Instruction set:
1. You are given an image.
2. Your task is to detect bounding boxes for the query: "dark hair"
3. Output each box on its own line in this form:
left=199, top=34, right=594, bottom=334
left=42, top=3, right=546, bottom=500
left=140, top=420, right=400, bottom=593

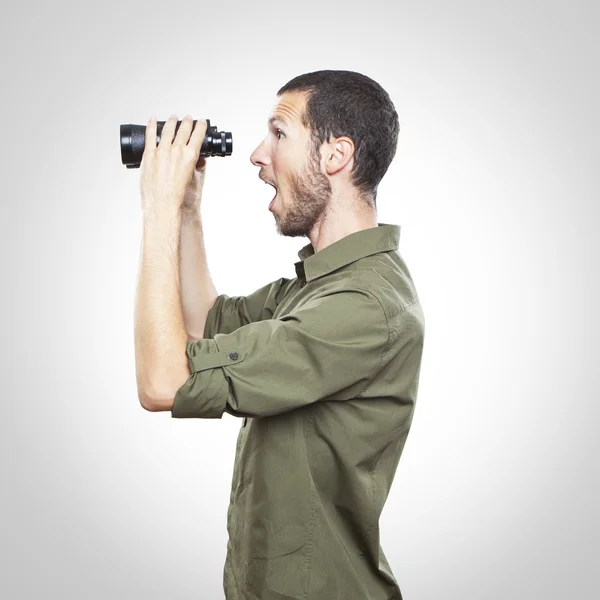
left=277, top=70, right=400, bottom=207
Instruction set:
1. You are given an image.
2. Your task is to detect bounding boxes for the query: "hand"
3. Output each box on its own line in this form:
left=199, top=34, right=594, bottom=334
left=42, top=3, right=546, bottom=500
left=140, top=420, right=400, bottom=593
left=181, top=153, right=207, bottom=216
left=139, top=115, right=208, bottom=218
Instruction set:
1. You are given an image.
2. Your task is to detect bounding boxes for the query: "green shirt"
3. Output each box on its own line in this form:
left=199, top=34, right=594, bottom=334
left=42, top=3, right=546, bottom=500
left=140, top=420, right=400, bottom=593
left=172, top=222, right=425, bottom=600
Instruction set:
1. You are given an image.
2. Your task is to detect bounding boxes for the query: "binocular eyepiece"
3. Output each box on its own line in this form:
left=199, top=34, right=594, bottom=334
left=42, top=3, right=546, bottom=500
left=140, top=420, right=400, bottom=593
left=120, top=119, right=233, bottom=168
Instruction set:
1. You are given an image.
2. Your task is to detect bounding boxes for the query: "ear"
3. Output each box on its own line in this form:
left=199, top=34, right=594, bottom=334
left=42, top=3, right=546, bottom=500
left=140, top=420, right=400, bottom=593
left=324, top=137, right=355, bottom=177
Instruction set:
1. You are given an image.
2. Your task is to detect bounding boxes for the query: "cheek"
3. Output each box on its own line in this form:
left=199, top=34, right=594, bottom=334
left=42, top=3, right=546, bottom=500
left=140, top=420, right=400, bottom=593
left=271, top=157, right=288, bottom=187
left=272, top=151, right=283, bottom=171
left=272, top=144, right=295, bottom=172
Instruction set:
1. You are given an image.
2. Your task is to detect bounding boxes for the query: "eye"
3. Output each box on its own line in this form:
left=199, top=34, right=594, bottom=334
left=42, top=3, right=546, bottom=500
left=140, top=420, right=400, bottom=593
left=276, top=129, right=285, bottom=140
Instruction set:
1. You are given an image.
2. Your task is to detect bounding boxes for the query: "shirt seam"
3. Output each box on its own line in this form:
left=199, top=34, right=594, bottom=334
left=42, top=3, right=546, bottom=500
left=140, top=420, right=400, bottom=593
left=368, top=438, right=395, bottom=558
left=357, top=293, right=421, bottom=399
left=302, top=410, right=318, bottom=599
left=346, top=285, right=388, bottom=398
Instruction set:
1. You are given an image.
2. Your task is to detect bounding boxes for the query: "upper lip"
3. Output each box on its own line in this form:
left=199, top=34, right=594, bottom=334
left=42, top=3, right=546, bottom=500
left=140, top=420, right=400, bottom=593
left=260, top=174, right=277, bottom=188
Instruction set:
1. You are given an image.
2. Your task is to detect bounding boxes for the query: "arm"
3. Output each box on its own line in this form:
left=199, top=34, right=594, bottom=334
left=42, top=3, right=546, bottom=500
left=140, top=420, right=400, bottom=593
left=166, top=290, right=425, bottom=420
left=180, top=209, right=218, bottom=340
left=134, top=209, right=191, bottom=411
left=134, top=114, right=212, bottom=410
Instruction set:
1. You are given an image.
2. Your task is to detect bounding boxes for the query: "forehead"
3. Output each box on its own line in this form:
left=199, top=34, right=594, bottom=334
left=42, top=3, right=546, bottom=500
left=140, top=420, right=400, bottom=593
left=268, top=92, right=307, bottom=128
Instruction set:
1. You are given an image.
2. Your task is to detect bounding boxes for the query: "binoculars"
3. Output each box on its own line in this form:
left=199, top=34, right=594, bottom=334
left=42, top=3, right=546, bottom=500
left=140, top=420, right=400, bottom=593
left=120, top=119, right=233, bottom=168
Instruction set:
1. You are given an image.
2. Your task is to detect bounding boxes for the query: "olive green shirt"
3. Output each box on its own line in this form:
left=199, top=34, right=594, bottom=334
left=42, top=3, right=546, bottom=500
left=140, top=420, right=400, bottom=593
left=172, top=222, right=425, bottom=600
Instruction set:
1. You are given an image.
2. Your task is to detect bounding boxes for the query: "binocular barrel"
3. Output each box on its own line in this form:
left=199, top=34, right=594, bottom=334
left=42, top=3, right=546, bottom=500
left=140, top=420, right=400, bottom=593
left=120, top=119, right=233, bottom=168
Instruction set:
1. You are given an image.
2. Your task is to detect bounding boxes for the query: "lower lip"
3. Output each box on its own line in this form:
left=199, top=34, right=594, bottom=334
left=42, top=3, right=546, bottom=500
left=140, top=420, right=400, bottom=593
left=269, top=193, right=277, bottom=211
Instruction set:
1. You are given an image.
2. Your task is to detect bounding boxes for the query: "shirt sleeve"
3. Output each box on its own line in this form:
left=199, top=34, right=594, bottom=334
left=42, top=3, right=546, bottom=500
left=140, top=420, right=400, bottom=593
left=202, top=276, right=293, bottom=339
left=172, top=285, right=392, bottom=420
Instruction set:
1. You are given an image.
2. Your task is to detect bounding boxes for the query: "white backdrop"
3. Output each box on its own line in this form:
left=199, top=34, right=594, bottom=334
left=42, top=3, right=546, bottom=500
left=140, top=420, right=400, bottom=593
left=1, top=1, right=598, bottom=598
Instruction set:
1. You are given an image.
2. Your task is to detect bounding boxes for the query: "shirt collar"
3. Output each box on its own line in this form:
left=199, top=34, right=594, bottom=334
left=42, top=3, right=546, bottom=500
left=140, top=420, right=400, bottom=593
left=294, top=222, right=401, bottom=283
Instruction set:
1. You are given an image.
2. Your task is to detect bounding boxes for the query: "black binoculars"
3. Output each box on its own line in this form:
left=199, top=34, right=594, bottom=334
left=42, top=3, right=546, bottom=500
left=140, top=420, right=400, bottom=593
left=120, top=119, right=233, bottom=168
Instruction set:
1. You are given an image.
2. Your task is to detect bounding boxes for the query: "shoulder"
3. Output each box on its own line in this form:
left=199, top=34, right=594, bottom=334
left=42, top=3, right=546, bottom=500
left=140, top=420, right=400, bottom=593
left=336, top=267, right=420, bottom=319
left=337, top=256, right=426, bottom=339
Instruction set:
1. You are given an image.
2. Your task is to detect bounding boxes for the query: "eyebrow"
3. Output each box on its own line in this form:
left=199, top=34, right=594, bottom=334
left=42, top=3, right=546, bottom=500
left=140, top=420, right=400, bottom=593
left=268, top=116, right=289, bottom=128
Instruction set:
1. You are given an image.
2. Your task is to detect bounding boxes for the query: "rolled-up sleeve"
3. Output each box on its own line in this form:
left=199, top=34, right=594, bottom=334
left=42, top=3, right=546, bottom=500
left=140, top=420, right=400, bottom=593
left=203, top=276, right=292, bottom=339
left=172, top=286, right=390, bottom=419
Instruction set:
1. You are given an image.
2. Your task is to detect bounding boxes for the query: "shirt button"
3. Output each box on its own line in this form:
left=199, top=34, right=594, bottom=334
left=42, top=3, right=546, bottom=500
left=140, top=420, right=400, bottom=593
left=229, top=351, right=239, bottom=360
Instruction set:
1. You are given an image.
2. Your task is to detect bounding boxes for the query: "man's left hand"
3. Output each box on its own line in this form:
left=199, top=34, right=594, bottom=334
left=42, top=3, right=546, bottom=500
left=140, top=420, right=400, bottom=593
left=139, top=115, right=208, bottom=218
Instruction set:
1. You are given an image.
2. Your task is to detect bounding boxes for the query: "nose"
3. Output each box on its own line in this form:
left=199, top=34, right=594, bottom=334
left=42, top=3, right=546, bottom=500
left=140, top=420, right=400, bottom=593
left=250, top=138, right=271, bottom=168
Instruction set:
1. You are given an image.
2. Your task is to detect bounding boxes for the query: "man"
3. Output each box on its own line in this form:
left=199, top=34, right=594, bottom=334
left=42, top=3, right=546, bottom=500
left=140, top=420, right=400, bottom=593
left=134, top=70, right=425, bottom=600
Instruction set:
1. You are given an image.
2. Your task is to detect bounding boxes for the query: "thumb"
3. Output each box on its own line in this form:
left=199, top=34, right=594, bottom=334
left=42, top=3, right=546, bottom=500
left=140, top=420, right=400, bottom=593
left=195, top=155, right=207, bottom=172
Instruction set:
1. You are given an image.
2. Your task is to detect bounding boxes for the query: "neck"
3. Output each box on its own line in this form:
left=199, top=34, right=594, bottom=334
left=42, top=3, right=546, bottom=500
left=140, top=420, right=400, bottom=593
left=308, top=204, right=378, bottom=253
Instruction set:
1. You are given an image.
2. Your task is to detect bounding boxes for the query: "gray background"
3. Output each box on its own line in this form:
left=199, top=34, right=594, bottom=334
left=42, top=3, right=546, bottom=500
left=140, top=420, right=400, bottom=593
left=1, top=0, right=598, bottom=598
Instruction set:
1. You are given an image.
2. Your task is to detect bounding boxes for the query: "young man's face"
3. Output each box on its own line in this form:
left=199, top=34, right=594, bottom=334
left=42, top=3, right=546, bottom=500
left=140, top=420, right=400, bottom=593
left=250, top=91, right=332, bottom=238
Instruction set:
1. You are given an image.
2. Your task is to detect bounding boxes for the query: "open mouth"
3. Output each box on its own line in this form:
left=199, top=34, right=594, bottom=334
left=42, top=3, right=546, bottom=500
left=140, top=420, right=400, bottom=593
left=263, top=178, right=278, bottom=210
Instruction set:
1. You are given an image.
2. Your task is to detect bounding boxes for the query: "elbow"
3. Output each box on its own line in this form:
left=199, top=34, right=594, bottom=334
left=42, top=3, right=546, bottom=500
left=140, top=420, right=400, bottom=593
left=136, top=370, right=184, bottom=412
left=138, top=390, right=156, bottom=412
left=137, top=383, right=162, bottom=412
left=138, top=389, right=173, bottom=412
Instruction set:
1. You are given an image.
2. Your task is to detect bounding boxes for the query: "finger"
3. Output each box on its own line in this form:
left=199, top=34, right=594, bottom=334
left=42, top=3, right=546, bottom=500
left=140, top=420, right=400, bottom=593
left=189, top=118, right=208, bottom=155
left=158, top=114, right=179, bottom=148
left=144, top=115, right=157, bottom=154
left=174, top=115, right=194, bottom=147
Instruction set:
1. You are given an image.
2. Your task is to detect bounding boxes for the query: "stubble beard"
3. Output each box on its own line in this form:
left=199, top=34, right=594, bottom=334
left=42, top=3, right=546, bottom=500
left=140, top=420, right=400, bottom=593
left=275, top=148, right=332, bottom=238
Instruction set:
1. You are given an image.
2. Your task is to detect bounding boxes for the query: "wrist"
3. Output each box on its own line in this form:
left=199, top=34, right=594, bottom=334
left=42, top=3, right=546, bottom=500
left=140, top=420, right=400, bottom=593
left=181, top=206, right=202, bottom=225
left=142, top=205, right=182, bottom=231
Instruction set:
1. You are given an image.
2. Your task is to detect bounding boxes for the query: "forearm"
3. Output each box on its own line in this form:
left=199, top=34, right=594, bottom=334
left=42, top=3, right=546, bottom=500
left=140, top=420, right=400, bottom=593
left=134, top=209, right=190, bottom=406
left=180, top=209, right=218, bottom=339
